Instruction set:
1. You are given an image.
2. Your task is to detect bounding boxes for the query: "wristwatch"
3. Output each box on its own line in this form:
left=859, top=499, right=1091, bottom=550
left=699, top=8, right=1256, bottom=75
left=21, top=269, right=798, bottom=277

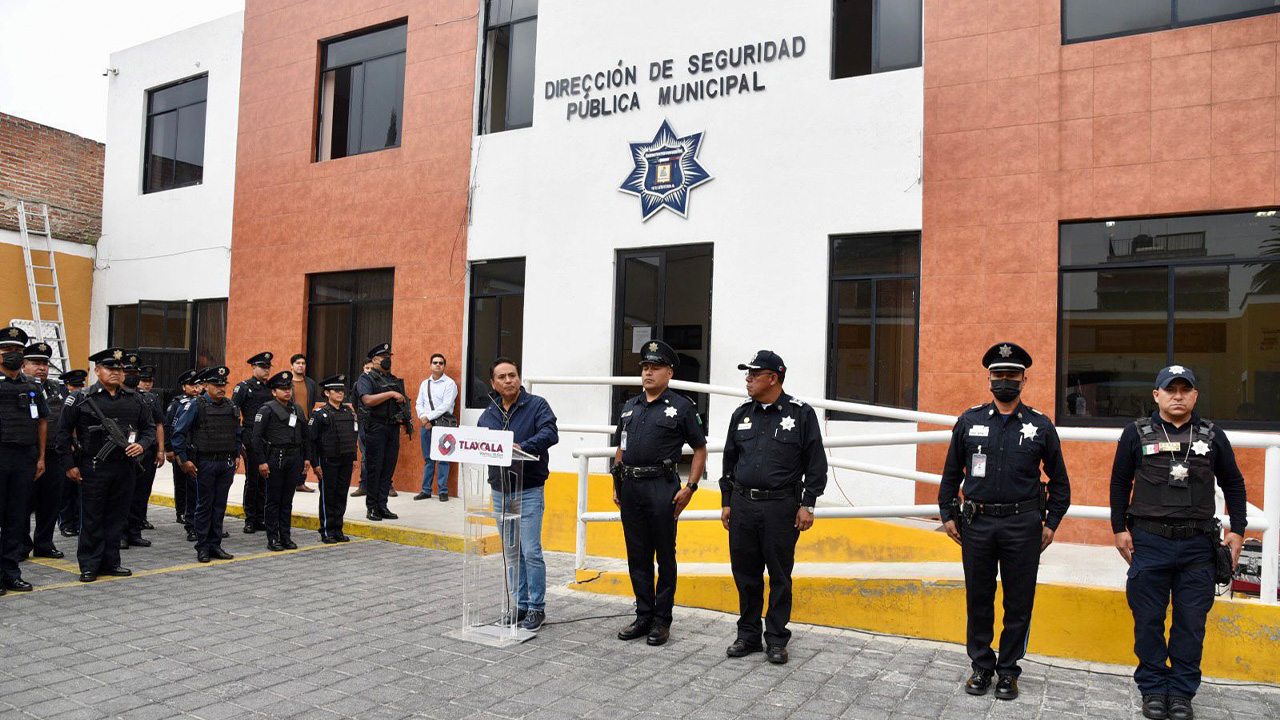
left=685, top=482, right=699, bottom=492
left=802, top=505, right=815, bottom=513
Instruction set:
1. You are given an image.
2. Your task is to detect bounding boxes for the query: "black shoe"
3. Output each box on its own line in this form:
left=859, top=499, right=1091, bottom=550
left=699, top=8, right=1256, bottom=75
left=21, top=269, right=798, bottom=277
left=221, top=530, right=230, bottom=538
left=127, top=537, right=152, bottom=548
left=175, top=514, right=185, bottom=524
left=209, top=547, right=234, bottom=560
left=243, top=523, right=257, bottom=534
left=197, top=550, right=210, bottom=563
left=253, top=521, right=267, bottom=531
left=1167, top=697, right=1194, bottom=720
left=766, top=646, right=788, bottom=664
left=102, top=567, right=131, bottom=577
left=519, top=610, right=545, bottom=631
left=414, top=492, right=430, bottom=500
left=1142, top=694, right=1170, bottom=720
left=186, top=529, right=198, bottom=542
left=965, top=669, right=994, bottom=696
left=726, top=639, right=764, bottom=658
left=994, top=675, right=1019, bottom=701
left=142, top=520, right=154, bottom=530
left=268, top=538, right=284, bottom=552
left=366, top=510, right=382, bottom=521
left=379, top=508, right=399, bottom=520
left=282, top=538, right=297, bottom=550
left=335, top=534, right=351, bottom=542
left=321, top=535, right=338, bottom=544
left=119, top=538, right=129, bottom=549
left=2, top=578, right=33, bottom=592
left=617, top=620, right=653, bottom=641
left=646, top=625, right=670, bottom=646
left=60, top=526, right=78, bottom=537
left=439, top=494, right=449, bottom=502
left=79, top=572, right=97, bottom=583
left=33, top=547, right=64, bottom=559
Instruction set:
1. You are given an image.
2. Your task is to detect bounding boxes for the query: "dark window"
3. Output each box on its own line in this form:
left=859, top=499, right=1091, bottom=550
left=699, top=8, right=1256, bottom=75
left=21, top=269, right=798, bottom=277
left=317, top=21, right=406, bottom=161
left=467, top=259, right=525, bottom=408
left=1063, top=0, right=1280, bottom=44
left=612, top=245, right=714, bottom=423
left=143, top=75, right=207, bottom=193
left=480, top=0, right=538, bottom=133
left=306, top=270, right=394, bottom=384
left=827, top=233, right=920, bottom=418
left=832, top=0, right=922, bottom=79
left=107, top=298, right=226, bottom=398
left=1060, top=211, right=1280, bottom=427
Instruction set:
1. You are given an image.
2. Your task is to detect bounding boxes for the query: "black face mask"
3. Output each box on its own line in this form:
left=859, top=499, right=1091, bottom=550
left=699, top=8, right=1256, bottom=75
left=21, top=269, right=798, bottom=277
left=123, top=375, right=140, bottom=388
left=0, top=352, right=22, bottom=371
left=990, top=378, right=1022, bottom=403
left=379, top=357, right=392, bottom=372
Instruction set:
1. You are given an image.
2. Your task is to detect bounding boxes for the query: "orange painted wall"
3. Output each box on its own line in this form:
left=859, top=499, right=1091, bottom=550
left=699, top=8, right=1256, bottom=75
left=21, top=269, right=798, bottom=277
left=920, top=1, right=1276, bottom=543
left=228, top=0, right=476, bottom=489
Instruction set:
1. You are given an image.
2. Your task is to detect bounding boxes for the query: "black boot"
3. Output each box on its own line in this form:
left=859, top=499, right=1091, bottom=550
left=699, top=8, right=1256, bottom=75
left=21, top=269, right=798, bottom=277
left=267, top=534, right=284, bottom=552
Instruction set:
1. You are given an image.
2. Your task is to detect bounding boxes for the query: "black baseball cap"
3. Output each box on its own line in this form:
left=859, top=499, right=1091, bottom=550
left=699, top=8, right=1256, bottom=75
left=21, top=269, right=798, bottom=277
left=1156, top=365, right=1197, bottom=389
left=738, top=350, right=786, bottom=375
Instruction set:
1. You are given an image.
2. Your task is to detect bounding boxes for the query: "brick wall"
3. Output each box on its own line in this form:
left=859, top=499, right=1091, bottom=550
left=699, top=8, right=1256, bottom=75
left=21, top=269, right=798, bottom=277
left=0, top=112, right=105, bottom=244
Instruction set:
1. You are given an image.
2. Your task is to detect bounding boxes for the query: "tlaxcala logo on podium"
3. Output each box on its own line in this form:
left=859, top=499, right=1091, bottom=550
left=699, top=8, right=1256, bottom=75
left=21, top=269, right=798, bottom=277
left=431, top=425, right=514, bottom=467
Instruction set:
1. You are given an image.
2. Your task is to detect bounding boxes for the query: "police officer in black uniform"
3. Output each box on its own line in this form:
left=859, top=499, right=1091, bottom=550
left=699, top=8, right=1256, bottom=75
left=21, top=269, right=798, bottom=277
left=253, top=370, right=308, bottom=551
left=611, top=340, right=708, bottom=646
left=166, top=368, right=202, bottom=537
left=355, top=343, right=408, bottom=522
left=172, top=366, right=242, bottom=563
left=124, top=364, right=165, bottom=548
left=0, top=327, right=49, bottom=593
left=721, top=350, right=826, bottom=665
left=1111, top=365, right=1247, bottom=720
left=308, top=374, right=357, bottom=543
left=232, top=351, right=273, bottom=533
left=21, top=341, right=65, bottom=561
left=938, top=342, right=1071, bottom=701
left=56, top=347, right=155, bottom=583
left=57, top=368, right=87, bottom=537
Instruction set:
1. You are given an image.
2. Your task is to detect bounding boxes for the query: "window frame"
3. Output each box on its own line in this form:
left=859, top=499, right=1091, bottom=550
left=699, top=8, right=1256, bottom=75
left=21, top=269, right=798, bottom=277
left=830, top=0, right=924, bottom=80
left=478, top=1, right=538, bottom=134
left=1057, top=212, right=1280, bottom=431
left=305, top=269, right=395, bottom=385
left=1061, top=1, right=1280, bottom=45
left=142, top=73, right=208, bottom=194
left=314, top=19, right=408, bottom=162
left=107, top=297, right=227, bottom=396
left=825, top=232, right=922, bottom=421
left=466, top=258, right=526, bottom=408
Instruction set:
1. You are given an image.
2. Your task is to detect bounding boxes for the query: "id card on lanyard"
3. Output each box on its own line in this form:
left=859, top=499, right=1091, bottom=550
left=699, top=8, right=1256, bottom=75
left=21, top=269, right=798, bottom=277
left=28, top=391, right=38, bottom=419
left=971, top=445, right=987, bottom=478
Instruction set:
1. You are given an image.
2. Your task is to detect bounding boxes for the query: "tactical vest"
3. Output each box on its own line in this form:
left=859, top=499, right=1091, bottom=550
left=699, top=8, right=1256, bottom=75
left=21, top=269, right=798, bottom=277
left=238, top=379, right=272, bottom=429
left=363, top=371, right=399, bottom=423
left=192, top=397, right=238, bottom=456
left=1130, top=417, right=1216, bottom=521
left=80, top=389, right=141, bottom=459
left=41, top=380, right=66, bottom=430
left=0, top=375, right=41, bottom=445
left=318, top=405, right=359, bottom=458
left=263, top=401, right=304, bottom=447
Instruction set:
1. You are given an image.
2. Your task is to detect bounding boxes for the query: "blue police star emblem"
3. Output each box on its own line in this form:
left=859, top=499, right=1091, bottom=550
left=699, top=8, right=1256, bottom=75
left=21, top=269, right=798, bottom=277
left=619, top=119, right=712, bottom=221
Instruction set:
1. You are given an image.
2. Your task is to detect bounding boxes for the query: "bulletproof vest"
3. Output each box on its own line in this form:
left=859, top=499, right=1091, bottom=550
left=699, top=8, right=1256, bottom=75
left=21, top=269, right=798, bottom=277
left=80, top=389, right=141, bottom=459
left=1130, top=418, right=1217, bottom=521
left=238, top=379, right=272, bottom=428
left=40, top=380, right=66, bottom=430
left=319, top=405, right=359, bottom=457
left=364, top=371, right=400, bottom=423
left=263, top=401, right=304, bottom=447
left=192, top=397, right=238, bottom=455
left=0, top=375, right=41, bottom=445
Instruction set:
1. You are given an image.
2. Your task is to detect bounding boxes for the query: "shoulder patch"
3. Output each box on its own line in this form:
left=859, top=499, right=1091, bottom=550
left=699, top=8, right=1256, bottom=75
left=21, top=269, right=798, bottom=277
left=63, top=394, right=76, bottom=406
left=1028, top=406, right=1044, bottom=416
left=255, top=410, right=266, bottom=423
left=789, top=397, right=806, bottom=406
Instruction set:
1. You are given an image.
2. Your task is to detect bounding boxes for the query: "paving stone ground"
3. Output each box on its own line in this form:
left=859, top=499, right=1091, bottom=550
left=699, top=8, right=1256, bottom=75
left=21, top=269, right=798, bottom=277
left=1, top=506, right=1277, bottom=719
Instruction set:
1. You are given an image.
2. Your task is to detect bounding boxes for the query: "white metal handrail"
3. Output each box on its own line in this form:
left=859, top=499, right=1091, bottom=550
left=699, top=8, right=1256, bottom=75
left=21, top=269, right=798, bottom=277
left=527, top=376, right=1280, bottom=605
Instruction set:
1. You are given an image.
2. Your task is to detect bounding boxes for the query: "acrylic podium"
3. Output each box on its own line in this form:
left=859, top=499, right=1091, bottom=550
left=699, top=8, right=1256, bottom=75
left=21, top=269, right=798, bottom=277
left=430, top=425, right=538, bottom=647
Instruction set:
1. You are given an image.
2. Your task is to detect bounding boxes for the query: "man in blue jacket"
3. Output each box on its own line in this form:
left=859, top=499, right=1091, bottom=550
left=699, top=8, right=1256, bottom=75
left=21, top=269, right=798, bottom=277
left=477, top=357, right=558, bottom=632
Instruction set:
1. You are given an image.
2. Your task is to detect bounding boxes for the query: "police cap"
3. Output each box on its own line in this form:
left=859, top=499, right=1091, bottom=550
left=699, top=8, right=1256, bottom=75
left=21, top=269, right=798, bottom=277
left=0, top=326, right=29, bottom=349
left=320, top=374, right=347, bottom=390
left=738, top=349, right=786, bottom=376
left=639, top=339, right=679, bottom=368
left=88, top=348, right=127, bottom=368
left=22, top=342, right=52, bottom=360
left=200, top=366, right=231, bottom=385
left=366, top=342, right=391, bottom=359
left=982, top=342, right=1032, bottom=371
left=61, top=369, right=88, bottom=386
left=247, top=351, right=273, bottom=368
left=267, top=370, right=294, bottom=389
left=139, top=365, right=156, bottom=380
left=1156, top=364, right=1197, bottom=390
left=177, top=368, right=201, bottom=386
left=123, top=351, right=141, bottom=371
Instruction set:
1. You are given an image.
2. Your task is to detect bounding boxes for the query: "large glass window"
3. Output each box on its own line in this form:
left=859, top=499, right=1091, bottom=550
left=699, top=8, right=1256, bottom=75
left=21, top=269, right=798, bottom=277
left=828, top=233, right=920, bottom=418
left=107, top=298, right=226, bottom=398
left=317, top=21, right=406, bottom=161
left=467, top=259, right=525, bottom=408
left=1060, top=211, right=1280, bottom=427
left=306, top=270, right=394, bottom=385
left=832, top=0, right=922, bottom=79
left=1063, top=1, right=1280, bottom=44
left=144, top=75, right=207, bottom=193
left=480, top=0, right=538, bottom=133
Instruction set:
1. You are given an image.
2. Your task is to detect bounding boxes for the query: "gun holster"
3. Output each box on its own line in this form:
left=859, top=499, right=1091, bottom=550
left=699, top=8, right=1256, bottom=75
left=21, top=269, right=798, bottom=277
left=610, top=462, right=623, bottom=499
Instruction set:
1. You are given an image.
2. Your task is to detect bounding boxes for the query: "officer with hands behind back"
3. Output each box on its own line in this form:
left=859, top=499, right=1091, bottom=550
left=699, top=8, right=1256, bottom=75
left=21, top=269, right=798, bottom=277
left=1110, top=365, right=1247, bottom=720
left=232, top=352, right=274, bottom=534
left=611, top=340, right=707, bottom=647
left=171, top=366, right=241, bottom=563
left=20, top=341, right=64, bottom=562
left=252, top=370, right=308, bottom=552
left=0, top=327, right=48, bottom=593
left=307, top=374, right=357, bottom=544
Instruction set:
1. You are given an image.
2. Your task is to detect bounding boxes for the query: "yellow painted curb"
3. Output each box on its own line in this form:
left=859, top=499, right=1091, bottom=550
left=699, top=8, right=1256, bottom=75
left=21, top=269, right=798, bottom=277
left=570, top=569, right=1280, bottom=684
left=148, top=493, right=502, bottom=555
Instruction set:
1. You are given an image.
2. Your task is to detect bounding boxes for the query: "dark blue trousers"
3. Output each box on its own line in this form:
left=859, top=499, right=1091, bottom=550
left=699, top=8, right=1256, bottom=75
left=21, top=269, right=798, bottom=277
left=1126, top=526, right=1217, bottom=699
left=362, top=423, right=399, bottom=512
left=0, top=444, right=37, bottom=582
left=193, top=458, right=235, bottom=552
left=77, top=459, right=134, bottom=574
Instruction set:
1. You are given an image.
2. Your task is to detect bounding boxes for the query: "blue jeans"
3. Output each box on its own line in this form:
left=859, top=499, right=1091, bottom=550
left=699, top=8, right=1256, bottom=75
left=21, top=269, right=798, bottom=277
left=492, top=486, right=546, bottom=612
left=419, top=426, right=451, bottom=495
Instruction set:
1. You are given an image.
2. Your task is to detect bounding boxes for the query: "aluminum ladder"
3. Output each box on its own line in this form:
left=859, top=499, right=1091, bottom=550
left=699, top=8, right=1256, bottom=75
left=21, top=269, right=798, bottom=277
left=15, top=201, right=69, bottom=373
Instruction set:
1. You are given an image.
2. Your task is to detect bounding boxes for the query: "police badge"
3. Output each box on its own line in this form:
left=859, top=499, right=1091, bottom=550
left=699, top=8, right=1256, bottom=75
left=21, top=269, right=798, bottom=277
left=619, top=119, right=713, bottom=221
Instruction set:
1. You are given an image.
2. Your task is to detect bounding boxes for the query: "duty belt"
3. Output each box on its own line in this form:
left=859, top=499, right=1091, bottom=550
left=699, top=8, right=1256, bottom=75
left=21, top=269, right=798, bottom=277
left=1132, top=517, right=1218, bottom=540
left=268, top=445, right=301, bottom=457
left=968, top=498, right=1040, bottom=518
left=195, top=452, right=237, bottom=462
left=733, top=484, right=798, bottom=501
left=622, top=464, right=673, bottom=480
